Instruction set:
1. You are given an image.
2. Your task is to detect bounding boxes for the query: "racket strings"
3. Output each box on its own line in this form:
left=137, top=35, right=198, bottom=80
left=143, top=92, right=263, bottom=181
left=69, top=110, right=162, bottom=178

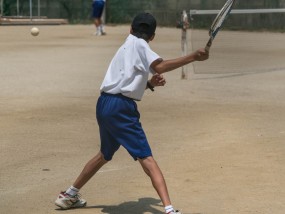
left=209, top=0, right=235, bottom=35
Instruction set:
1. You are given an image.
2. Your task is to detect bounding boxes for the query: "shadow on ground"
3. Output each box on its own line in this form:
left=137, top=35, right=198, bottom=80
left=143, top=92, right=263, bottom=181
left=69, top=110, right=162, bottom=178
left=55, top=197, right=202, bottom=214
left=86, top=197, right=164, bottom=214
left=85, top=197, right=200, bottom=214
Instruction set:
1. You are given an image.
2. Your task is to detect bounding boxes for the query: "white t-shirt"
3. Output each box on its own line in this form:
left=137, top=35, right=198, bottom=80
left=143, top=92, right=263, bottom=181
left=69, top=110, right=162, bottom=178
left=100, top=34, right=161, bottom=101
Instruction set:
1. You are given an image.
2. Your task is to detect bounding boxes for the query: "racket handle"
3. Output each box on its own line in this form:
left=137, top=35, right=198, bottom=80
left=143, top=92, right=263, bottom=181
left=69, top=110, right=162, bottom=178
left=205, top=38, right=212, bottom=52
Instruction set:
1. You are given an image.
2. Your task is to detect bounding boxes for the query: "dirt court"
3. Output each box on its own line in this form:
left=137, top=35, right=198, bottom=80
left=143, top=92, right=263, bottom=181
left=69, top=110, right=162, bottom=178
left=0, top=25, right=285, bottom=214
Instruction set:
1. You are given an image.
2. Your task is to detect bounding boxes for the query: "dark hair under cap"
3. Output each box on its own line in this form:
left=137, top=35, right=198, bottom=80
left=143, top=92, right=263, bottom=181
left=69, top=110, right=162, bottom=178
left=131, top=12, right=157, bottom=39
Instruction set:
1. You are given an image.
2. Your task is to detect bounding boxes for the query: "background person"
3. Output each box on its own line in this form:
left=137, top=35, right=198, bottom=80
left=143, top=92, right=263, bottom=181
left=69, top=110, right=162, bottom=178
left=92, top=0, right=106, bottom=36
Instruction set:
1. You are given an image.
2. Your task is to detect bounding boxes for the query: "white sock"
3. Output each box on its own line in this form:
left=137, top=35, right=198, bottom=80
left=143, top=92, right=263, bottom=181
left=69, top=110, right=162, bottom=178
left=66, top=186, right=79, bottom=197
left=165, top=205, right=174, bottom=213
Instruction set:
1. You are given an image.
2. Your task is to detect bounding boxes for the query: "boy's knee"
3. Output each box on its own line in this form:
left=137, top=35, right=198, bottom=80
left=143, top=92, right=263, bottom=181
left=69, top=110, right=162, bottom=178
left=98, top=152, right=109, bottom=164
left=139, top=156, right=159, bottom=174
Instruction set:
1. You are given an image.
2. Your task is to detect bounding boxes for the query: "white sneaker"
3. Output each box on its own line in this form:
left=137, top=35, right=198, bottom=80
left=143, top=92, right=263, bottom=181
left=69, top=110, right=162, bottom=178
left=92, top=31, right=106, bottom=36
left=55, top=191, right=86, bottom=209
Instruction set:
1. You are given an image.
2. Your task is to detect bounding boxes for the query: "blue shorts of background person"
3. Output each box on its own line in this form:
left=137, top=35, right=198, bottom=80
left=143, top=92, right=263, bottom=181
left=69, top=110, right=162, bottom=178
left=92, top=0, right=105, bottom=19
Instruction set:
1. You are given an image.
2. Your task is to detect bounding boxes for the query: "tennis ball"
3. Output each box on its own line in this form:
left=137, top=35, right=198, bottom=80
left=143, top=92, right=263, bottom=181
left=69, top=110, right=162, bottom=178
left=31, top=27, right=40, bottom=36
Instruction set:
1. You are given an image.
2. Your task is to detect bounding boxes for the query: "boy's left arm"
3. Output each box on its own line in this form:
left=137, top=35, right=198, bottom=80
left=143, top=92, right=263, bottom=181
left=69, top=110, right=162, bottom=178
left=151, top=48, right=209, bottom=74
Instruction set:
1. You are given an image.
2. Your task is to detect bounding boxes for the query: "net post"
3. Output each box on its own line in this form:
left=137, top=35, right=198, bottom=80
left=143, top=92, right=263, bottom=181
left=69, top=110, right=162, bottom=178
left=181, top=10, right=189, bottom=79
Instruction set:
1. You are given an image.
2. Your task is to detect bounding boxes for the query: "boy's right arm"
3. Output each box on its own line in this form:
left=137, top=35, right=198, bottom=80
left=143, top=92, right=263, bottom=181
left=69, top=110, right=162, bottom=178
left=151, top=48, right=209, bottom=74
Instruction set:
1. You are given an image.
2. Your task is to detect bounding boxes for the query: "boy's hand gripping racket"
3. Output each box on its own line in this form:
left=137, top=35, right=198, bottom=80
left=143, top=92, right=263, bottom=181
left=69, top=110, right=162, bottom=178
left=205, top=0, right=236, bottom=52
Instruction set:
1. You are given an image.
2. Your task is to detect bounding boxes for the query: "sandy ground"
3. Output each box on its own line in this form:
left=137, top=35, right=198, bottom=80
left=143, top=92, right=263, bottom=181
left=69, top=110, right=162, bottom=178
left=0, top=25, right=285, bottom=214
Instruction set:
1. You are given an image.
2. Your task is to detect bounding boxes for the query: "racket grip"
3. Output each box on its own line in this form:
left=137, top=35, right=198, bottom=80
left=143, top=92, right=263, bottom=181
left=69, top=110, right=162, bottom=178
left=205, top=38, right=212, bottom=52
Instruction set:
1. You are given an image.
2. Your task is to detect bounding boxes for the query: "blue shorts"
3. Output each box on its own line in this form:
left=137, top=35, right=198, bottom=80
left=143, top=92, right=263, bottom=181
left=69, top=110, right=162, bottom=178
left=96, top=92, right=152, bottom=161
left=92, top=1, right=105, bottom=18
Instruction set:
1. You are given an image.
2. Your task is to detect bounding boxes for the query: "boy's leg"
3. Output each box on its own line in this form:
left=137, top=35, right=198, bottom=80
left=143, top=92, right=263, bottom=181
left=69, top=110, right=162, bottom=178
left=73, top=151, right=108, bottom=189
left=55, top=152, right=108, bottom=209
left=138, top=156, right=171, bottom=207
left=94, top=18, right=101, bottom=28
left=92, top=1, right=105, bottom=35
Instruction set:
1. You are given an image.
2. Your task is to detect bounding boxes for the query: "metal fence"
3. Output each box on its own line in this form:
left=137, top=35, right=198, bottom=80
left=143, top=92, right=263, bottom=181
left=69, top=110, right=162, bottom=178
left=1, top=0, right=285, bottom=28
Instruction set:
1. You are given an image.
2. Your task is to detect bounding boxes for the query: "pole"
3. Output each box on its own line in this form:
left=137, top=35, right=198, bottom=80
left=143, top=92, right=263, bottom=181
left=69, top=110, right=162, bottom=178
left=30, top=0, right=32, bottom=21
left=0, top=0, right=3, bottom=17
left=38, top=0, right=40, bottom=17
left=17, top=0, right=19, bottom=16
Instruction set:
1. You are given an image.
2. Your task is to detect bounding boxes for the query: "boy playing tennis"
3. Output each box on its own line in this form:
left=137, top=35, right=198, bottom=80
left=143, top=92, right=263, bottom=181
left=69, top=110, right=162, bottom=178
left=55, top=12, right=208, bottom=214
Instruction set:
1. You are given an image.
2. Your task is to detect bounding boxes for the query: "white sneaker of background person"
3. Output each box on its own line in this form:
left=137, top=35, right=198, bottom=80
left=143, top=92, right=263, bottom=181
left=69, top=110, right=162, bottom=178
left=93, top=25, right=106, bottom=36
left=95, top=28, right=102, bottom=36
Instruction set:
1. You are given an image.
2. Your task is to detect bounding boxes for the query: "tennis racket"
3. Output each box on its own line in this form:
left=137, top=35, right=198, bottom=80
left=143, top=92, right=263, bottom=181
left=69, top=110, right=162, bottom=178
left=205, top=0, right=236, bottom=52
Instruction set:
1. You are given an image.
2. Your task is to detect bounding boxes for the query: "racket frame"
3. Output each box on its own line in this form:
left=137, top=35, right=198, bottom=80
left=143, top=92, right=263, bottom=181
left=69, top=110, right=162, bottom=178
left=205, top=0, right=236, bottom=52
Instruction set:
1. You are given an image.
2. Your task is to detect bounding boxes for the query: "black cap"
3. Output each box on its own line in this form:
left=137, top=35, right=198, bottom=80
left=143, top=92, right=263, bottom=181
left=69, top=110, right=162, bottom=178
left=131, top=13, right=157, bottom=36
